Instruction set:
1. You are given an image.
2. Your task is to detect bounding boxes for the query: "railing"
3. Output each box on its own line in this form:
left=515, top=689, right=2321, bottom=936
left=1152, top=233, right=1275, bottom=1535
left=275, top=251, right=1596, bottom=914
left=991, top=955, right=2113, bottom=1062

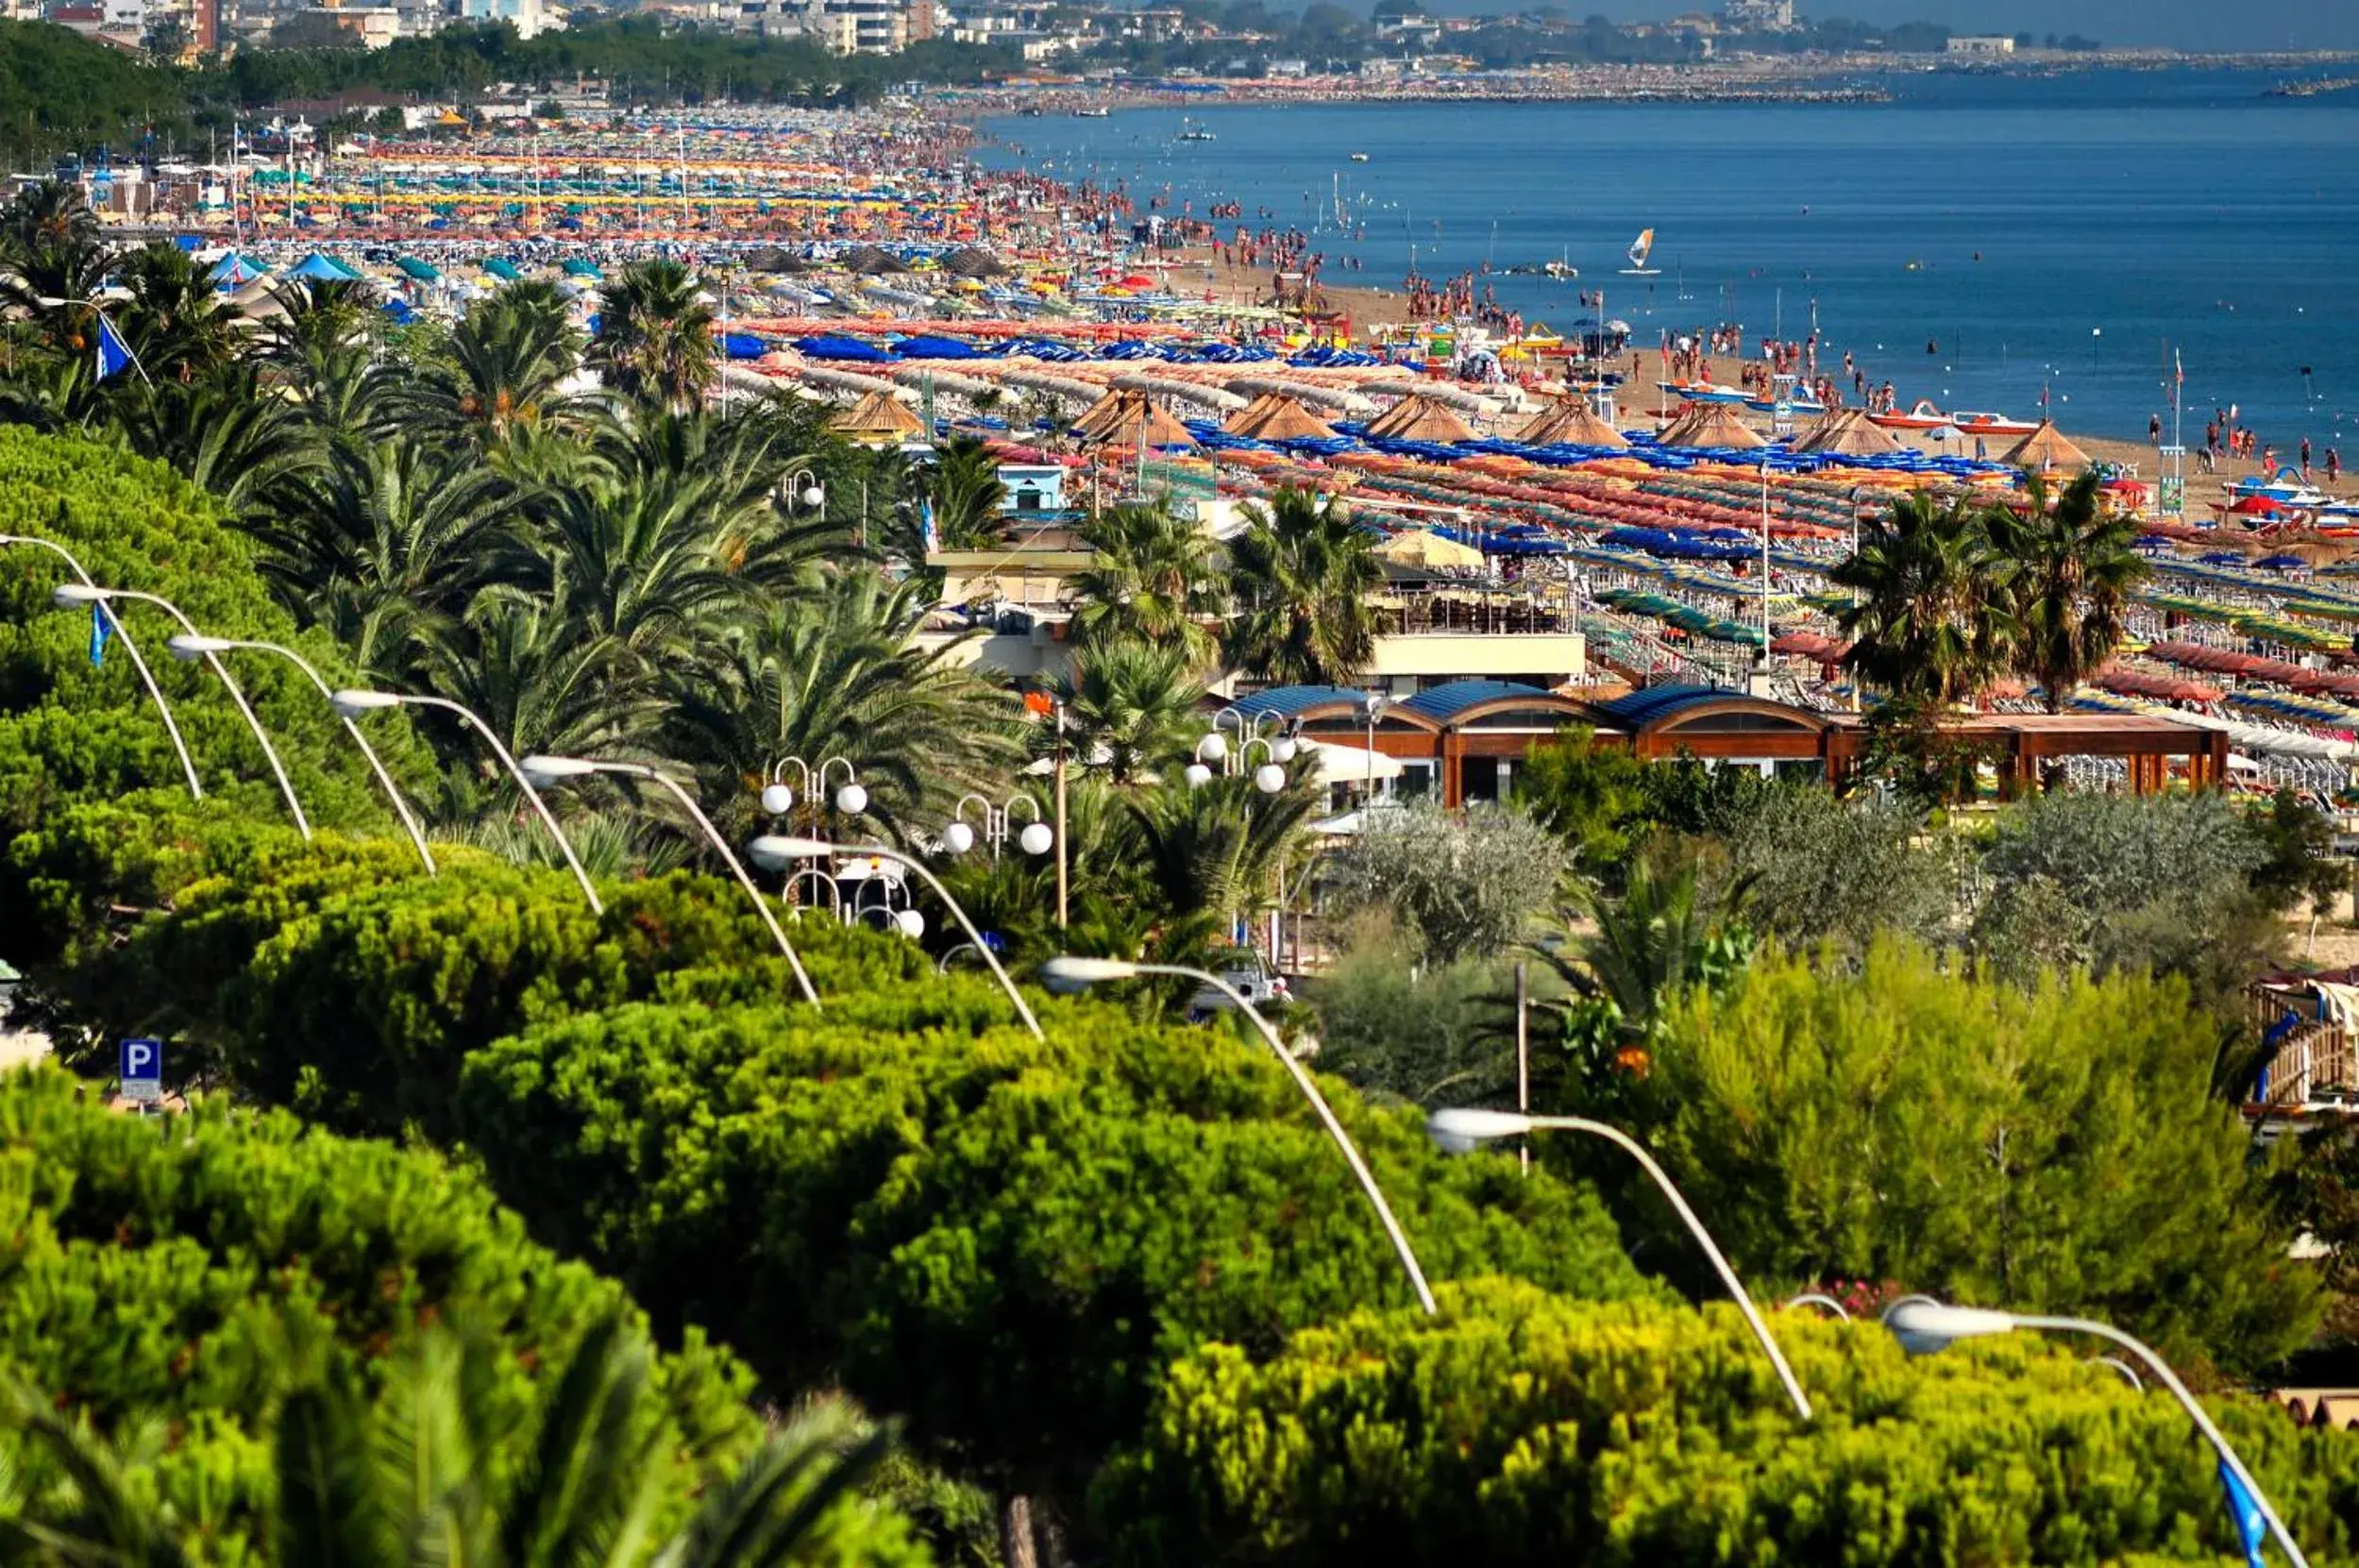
left=2248, top=986, right=2358, bottom=1105
left=1373, top=599, right=1577, bottom=637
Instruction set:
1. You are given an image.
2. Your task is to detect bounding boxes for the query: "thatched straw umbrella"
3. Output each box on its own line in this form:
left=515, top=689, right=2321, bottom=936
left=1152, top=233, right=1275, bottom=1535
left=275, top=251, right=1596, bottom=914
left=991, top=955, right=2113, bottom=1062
left=827, top=389, right=925, bottom=442
left=1363, top=392, right=1477, bottom=443
left=1515, top=397, right=1627, bottom=447
left=1659, top=403, right=1767, bottom=449
left=2003, top=419, right=2093, bottom=473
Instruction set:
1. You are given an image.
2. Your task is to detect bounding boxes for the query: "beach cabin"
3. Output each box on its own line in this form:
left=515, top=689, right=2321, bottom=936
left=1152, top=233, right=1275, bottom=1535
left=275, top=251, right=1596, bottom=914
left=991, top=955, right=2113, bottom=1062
left=997, top=463, right=1067, bottom=515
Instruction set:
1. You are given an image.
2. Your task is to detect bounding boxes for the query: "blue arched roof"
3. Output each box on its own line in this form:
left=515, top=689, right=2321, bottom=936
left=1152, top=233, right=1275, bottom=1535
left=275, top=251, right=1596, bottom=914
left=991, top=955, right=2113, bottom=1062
left=1231, top=685, right=1369, bottom=720
left=1592, top=684, right=1734, bottom=728
left=1398, top=680, right=1584, bottom=724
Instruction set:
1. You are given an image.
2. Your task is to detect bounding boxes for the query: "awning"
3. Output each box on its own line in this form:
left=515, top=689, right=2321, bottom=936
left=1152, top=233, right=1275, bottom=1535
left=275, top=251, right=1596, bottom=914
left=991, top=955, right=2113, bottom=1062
left=1302, top=738, right=1404, bottom=784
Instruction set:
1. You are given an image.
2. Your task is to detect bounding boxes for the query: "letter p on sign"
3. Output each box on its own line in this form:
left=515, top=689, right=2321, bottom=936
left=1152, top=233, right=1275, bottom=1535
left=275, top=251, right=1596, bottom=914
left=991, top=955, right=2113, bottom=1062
left=119, top=1037, right=162, bottom=1104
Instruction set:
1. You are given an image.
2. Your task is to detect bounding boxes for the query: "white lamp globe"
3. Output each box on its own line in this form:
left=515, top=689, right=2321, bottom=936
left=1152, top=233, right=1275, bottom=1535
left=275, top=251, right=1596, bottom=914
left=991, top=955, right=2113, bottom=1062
left=800, top=485, right=825, bottom=509
left=834, top=782, right=868, bottom=816
left=760, top=783, right=795, bottom=816
left=1271, top=737, right=1298, bottom=763
left=1183, top=762, right=1213, bottom=788
left=1018, top=821, right=1054, bottom=856
left=1253, top=763, right=1287, bottom=794
left=943, top=820, right=977, bottom=854
left=893, top=907, right=926, bottom=939
left=1195, top=732, right=1229, bottom=763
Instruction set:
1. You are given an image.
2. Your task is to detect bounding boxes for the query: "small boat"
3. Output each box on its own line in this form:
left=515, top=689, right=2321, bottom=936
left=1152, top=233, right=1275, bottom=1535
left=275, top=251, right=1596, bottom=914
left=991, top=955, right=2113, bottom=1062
left=1071, top=107, right=1110, bottom=118
left=1620, top=227, right=1660, bottom=277
left=1868, top=397, right=1952, bottom=431
left=1746, top=393, right=1828, bottom=415
left=1657, top=379, right=1751, bottom=405
left=2231, top=466, right=2333, bottom=506
left=1949, top=409, right=2040, bottom=437
left=1349, top=151, right=1370, bottom=161
left=1177, top=119, right=1216, bottom=142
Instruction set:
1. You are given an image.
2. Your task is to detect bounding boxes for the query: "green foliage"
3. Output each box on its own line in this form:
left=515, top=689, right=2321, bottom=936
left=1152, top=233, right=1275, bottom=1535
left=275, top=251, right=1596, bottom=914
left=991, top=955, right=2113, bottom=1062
left=1223, top=485, right=1378, bottom=685
left=1322, top=798, right=1567, bottom=964
left=448, top=989, right=1659, bottom=1506
left=1705, top=780, right=1953, bottom=952
left=0, top=428, right=433, bottom=849
left=0, top=1066, right=760, bottom=1560
left=1639, top=941, right=2319, bottom=1374
left=2249, top=786, right=2350, bottom=919
left=1095, top=1277, right=2359, bottom=1566
left=1306, top=919, right=1521, bottom=1105
left=1508, top=725, right=1651, bottom=879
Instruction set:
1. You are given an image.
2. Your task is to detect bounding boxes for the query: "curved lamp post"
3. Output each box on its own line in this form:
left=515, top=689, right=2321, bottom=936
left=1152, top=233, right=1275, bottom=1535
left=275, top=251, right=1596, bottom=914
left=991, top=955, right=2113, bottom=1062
left=943, top=790, right=1054, bottom=860
left=1428, top=1107, right=1811, bottom=1422
left=1, top=535, right=200, bottom=799
left=1044, top=955, right=1438, bottom=1317
left=749, top=835, right=1040, bottom=1038
left=167, top=633, right=434, bottom=872
left=1882, top=1299, right=2305, bottom=1567
left=525, top=755, right=819, bottom=1008
left=56, top=584, right=309, bottom=837
left=330, top=689, right=601, bottom=914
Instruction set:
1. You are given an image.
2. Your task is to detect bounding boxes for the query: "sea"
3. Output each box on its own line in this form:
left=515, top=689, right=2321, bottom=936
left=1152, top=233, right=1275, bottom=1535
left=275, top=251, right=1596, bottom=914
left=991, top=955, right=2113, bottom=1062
left=975, top=66, right=2359, bottom=447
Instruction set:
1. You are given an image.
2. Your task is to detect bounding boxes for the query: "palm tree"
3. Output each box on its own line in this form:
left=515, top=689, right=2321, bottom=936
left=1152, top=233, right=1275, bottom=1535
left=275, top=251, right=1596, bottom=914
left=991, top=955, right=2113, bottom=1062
left=255, top=439, right=517, bottom=680
left=1225, top=484, right=1379, bottom=686
left=117, top=362, right=319, bottom=515
left=396, top=281, right=593, bottom=454
left=415, top=585, right=651, bottom=766
left=665, top=569, right=1021, bottom=843
left=1051, top=637, right=1206, bottom=784
left=1987, top=471, right=2146, bottom=712
left=925, top=434, right=1006, bottom=550
left=113, top=242, right=239, bottom=383
left=1065, top=499, right=1228, bottom=666
left=1828, top=491, right=2009, bottom=708
left=588, top=260, right=717, bottom=413
left=1123, top=770, right=1317, bottom=926
left=260, top=277, right=377, bottom=367
left=0, top=178, right=104, bottom=323
left=1, top=1314, right=901, bottom=1568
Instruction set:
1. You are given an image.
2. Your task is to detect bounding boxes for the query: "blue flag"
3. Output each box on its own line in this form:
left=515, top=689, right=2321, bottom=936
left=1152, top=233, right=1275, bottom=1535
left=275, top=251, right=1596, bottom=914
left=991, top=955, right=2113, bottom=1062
left=920, top=497, right=939, bottom=555
left=93, top=313, right=133, bottom=381
left=2219, top=1458, right=2268, bottom=1567
left=88, top=602, right=110, bottom=667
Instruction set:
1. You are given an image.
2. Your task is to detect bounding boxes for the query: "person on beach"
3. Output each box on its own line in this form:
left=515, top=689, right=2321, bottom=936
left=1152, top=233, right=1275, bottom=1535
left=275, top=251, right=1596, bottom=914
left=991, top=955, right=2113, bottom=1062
left=2301, top=437, right=2312, bottom=480
left=2150, top=413, right=2163, bottom=445
left=2328, top=448, right=2341, bottom=487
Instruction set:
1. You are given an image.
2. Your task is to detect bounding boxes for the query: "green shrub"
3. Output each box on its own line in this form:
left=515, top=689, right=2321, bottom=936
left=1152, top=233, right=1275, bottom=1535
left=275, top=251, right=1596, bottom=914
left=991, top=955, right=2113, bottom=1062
left=0, top=1065, right=759, bottom=1560
left=1096, top=1276, right=2359, bottom=1566
left=1633, top=941, right=2319, bottom=1374
left=452, top=991, right=1660, bottom=1505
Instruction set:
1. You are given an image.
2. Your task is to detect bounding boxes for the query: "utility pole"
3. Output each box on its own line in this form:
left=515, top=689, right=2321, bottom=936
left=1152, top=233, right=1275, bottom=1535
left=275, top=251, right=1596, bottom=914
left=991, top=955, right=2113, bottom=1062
left=1514, top=960, right=1530, bottom=1178
left=1053, top=700, right=1069, bottom=928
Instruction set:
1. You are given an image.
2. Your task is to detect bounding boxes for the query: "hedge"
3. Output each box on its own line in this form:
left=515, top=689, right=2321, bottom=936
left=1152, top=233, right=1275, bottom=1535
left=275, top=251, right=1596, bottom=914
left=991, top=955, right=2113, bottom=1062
left=0, top=1066, right=760, bottom=1562
left=1096, top=1276, right=2359, bottom=1566
left=451, top=991, right=1660, bottom=1508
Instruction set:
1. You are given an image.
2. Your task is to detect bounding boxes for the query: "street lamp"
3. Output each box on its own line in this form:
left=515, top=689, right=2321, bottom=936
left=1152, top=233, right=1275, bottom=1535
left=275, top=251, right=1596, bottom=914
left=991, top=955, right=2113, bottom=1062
left=522, top=754, right=819, bottom=1007
left=1360, top=691, right=1390, bottom=800
left=762, top=755, right=863, bottom=824
left=0, top=533, right=200, bottom=800
left=54, top=584, right=310, bottom=837
left=1042, top=955, right=1438, bottom=1316
left=166, top=633, right=434, bottom=872
left=944, top=791, right=1054, bottom=860
left=329, top=688, right=601, bottom=915
left=750, top=835, right=1042, bottom=1039
left=1881, top=1299, right=2307, bottom=1567
left=783, top=464, right=826, bottom=514
left=1426, top=1107, right=1811, bottom=1422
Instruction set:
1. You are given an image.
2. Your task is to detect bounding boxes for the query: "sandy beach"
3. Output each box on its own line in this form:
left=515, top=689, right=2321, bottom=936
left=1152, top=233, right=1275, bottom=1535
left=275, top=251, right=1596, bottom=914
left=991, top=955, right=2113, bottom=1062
left=1156, top=240, right=2348, bottom=514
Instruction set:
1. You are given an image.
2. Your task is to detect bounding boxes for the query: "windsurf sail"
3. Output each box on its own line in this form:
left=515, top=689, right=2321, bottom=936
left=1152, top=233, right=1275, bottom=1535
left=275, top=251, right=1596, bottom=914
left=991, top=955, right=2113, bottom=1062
left=1626, top=228, right=1655, bottom=269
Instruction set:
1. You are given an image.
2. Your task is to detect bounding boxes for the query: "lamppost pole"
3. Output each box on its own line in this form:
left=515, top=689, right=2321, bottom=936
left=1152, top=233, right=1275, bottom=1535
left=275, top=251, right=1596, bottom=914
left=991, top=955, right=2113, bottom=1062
left=56, top=584, right=309, bottom=836
left=751, top=835, right=1041, bottom=1039
left=1046, top=956, right=1438, bottom=1316
left=525, top=756, right=818, bottom=1006
left=1883, top=1300, right=2307, bottom=1567
left=168, top=633, right=433, bottom=872
left=0, top=534, right=200, bottom=801
left=332, top=689, right=601, bottom=914
left=1428, top=1107, right=1811, bottom=1422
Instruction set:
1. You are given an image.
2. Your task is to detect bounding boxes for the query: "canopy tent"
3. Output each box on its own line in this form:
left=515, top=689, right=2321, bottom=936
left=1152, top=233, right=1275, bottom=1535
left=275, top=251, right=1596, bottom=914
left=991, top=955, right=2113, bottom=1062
left=208, top=252, right=267, bottom=286
left=826, top=388, right=925, bottom=440
left=481, top=257, right=523, bottom=281
left=395, top=256, right=442, bottom=282
left=285, top=252, right=361, bottom=282
left=2004, top=418, right=2092, bottom=472
left=561, top=259, right=602, bottom=278
left=1514, top=397, right=1628, bottom=448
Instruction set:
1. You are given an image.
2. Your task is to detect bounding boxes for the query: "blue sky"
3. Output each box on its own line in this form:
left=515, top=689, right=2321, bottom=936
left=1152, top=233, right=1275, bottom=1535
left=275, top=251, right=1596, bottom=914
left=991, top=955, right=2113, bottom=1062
left=1546, top=3, right=2359, bottom=51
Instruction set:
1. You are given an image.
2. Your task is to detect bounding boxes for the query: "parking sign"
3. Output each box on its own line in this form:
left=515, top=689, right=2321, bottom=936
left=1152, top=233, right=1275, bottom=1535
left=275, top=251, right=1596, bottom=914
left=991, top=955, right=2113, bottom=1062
left=119, top=1037, right=162, bottom=1103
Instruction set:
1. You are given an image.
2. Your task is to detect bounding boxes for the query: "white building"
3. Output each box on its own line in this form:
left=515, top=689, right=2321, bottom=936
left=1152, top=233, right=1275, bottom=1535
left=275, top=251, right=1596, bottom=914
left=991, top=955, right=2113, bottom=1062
left=455, top=0, right=550, bottom=37
left=1945, top=34, right=2015, bottom=55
